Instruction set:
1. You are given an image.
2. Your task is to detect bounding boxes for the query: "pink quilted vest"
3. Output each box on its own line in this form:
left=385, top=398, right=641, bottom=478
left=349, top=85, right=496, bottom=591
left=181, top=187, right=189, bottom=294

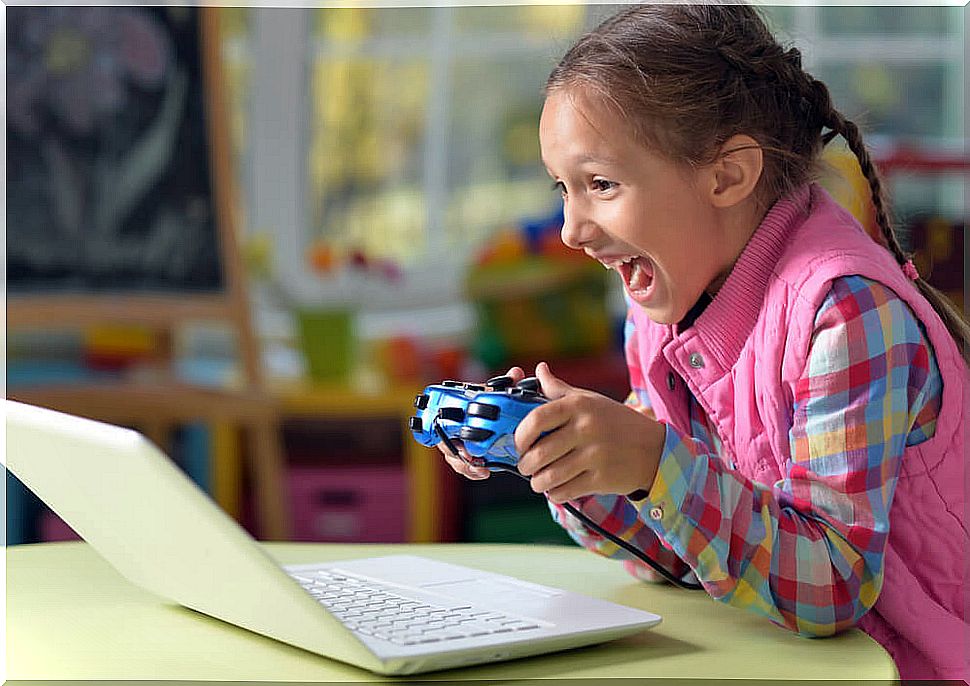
left=629, top=184, right=968, bottom=680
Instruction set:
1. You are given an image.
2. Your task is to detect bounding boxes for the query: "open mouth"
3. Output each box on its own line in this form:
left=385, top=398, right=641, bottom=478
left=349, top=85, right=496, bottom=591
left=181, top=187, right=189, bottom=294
left=612, top=255, right=656, bottom=302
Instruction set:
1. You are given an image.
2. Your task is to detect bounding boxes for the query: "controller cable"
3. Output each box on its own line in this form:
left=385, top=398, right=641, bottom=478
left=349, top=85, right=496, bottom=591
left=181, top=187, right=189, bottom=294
left=434, top=420, right=703, bottom=591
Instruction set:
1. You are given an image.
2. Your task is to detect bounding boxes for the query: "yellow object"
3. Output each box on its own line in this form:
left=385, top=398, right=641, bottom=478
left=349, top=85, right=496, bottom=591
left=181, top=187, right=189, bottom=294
left=211, top=422, right=242, bottom=520
left=819, top=145, right=877, bottom=238
left=486, top=227, right=528, bottom=264
left=927, top=217, right=953, bottom=261
left=7, top=541, right=898, bottom=680
left=84, top=325, right=155, bottom=355
left=243, top=232, right=274, bottom=280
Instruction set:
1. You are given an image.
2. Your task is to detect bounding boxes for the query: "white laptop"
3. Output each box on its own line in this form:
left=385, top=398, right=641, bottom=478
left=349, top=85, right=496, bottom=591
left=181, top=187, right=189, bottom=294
left=4, top=400, right=661, bottom=675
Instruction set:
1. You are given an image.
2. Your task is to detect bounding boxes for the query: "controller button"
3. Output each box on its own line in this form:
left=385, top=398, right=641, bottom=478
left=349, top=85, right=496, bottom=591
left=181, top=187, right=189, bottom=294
left=465, top=383, right=486, bottom=392
left=414, top=394, right=429, bottom=409
left=439, top=407, right=465, bottom=422
left=441, top=380, right=462, bottom=387
left=486, top=375, right=514, bottom=390
left=459, top=426, right=494, bottom=442
left=408, top=417, right=424, bottom=432
left=467, top=402, right=500, bottom=420
left=516, top=377, right=541, bottom=392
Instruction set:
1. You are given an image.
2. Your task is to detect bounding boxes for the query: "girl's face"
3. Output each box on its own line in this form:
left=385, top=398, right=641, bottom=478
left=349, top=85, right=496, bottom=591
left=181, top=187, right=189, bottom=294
left=539, top=88, right=738, bottom=325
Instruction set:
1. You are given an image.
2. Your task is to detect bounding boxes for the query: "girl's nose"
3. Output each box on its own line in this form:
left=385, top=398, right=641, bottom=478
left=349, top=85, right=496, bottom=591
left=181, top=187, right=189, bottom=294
left=560, top=202, right=598, bottom=250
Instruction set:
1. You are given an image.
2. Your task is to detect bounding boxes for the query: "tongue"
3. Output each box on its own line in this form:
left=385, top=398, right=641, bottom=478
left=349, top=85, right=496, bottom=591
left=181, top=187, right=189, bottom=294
left=628, top=257, right=653, bottom=292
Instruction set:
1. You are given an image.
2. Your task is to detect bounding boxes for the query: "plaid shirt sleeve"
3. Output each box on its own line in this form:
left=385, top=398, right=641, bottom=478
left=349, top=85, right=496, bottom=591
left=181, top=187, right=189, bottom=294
left=551, top=275, right=942, bottom=634
left=547, top=307, right=693, bottom=584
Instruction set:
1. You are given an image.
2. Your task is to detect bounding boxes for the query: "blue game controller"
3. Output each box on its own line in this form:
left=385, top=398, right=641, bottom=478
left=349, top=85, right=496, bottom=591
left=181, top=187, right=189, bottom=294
left=409, top=375, right=546, bottom=471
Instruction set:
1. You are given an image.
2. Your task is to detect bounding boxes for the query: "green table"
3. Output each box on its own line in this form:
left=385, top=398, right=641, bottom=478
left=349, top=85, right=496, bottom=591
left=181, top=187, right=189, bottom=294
left=6, top=541, right=897, bottom=682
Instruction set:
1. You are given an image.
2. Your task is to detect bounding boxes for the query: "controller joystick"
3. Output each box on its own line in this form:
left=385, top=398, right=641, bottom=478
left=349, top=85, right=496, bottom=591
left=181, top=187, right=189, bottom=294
left=485, top=375, right=515, bottom=391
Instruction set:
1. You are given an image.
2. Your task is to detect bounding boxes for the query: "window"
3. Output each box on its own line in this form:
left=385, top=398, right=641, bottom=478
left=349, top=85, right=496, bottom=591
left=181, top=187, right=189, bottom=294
left=238, top=7, right=588, bottom=311
left=230, top=5, right=964, bottom=311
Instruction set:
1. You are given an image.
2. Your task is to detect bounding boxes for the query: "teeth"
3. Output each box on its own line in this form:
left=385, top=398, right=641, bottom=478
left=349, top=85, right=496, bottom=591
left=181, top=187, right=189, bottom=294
left=605, top=255, right=638, bottom=270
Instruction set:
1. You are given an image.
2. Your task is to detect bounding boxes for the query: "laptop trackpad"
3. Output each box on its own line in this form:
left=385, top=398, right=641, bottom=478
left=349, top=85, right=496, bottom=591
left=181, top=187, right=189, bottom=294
left=420, top=577, right=562, bottom=604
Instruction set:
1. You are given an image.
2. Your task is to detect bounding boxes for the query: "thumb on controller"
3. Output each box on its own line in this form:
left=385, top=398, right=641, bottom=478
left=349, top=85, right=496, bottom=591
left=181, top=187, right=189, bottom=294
left=505, top=366, right=526, bottom=383
left=535, top=361, right=572, bottom=399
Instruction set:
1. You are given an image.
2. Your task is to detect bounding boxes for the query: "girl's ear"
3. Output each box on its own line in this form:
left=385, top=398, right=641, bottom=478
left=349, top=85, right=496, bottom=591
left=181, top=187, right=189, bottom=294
left=709, top=134, right=763, bottom=208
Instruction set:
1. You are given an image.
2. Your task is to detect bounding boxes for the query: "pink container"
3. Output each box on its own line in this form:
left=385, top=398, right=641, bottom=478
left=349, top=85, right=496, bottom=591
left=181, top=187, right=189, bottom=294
left=40, top=510, right=82, bottom=542
left=287, top=465, right=408, bottom=543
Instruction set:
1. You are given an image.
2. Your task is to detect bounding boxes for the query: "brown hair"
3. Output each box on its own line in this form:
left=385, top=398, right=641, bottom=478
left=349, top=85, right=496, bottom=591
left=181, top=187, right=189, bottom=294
left=546, top=3, right=969, bottom=360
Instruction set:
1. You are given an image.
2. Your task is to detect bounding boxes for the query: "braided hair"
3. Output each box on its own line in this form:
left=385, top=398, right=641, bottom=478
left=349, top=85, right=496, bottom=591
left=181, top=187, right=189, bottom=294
left=546, top=3, right=969, bottom=360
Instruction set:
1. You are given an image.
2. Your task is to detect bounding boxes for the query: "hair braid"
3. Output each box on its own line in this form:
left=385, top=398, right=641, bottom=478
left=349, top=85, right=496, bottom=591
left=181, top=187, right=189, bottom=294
left=811, top=82, right=970, bottom=361
left=822, top=106, right=906, bottom=260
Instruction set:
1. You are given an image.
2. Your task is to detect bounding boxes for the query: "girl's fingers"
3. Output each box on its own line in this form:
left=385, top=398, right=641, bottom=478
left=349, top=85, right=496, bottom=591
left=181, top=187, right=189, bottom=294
left=517, top=423, right=576, bottom=476
left=543, top=468, right=595, bottom=504
left=437, top=442, right=490, bottom=479
left=514, top=400, right=571, bottom=457
left=535, top=361, right=572, bottom=400
left=447, top=455, right=490, bottom=480
left=528, top=448, right=584, bottom=494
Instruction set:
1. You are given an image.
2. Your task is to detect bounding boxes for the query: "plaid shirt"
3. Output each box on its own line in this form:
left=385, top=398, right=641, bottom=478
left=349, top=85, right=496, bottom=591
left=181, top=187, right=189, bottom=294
left=549, top=275, right=943, bottom=636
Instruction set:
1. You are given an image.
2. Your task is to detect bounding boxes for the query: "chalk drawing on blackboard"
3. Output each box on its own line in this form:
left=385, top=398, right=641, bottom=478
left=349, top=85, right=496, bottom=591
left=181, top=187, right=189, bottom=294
left=7, top=6, right=222, bottom=294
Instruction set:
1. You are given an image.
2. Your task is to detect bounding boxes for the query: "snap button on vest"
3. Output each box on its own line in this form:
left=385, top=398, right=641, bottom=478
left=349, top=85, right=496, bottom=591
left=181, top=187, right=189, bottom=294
left=689, top=353, right=705, bottom=368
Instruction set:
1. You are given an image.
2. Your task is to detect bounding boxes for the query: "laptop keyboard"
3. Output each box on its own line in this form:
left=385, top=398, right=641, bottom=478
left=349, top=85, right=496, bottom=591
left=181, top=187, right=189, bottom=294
left=291, top=569, right=543, bottom=646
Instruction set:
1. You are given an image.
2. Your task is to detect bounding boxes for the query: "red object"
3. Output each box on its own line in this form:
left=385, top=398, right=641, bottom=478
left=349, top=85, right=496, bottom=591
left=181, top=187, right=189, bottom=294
left=538, top=230, right=585, bottom=261
left=349, top=250, right=369, bottom=269
left=877, top=148, right=970, bottom=175
left=83, top=350, right=150, bottom=372
left=287, top=465, right=408, bottom=543
left=875, top=148, right=968, bottom=299
left=382, top=336, right=422, bottom=382
left=430, top=346, right=465, bottom=381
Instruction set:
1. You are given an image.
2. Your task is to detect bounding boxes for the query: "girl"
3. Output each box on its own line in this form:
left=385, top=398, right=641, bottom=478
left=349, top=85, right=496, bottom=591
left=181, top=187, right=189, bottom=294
left=440, top=3, right=968, bottom=681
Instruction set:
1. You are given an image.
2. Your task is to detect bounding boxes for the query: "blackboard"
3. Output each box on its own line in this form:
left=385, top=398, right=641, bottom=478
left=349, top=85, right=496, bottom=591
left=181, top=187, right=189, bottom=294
left=7, top=6, right=223, bottom=294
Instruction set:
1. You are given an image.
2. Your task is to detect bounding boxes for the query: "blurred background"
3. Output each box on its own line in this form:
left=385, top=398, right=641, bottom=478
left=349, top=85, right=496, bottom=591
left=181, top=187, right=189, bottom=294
left=6, top=4, right=967, bottom=547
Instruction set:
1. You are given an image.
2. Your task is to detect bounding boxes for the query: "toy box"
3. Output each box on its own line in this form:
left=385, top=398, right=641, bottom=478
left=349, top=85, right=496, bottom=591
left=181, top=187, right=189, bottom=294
left=286, top=464, right=408, bottom=542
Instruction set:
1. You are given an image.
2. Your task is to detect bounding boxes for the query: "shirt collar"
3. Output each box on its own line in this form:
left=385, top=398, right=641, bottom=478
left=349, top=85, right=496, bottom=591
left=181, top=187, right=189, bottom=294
left=685, top=183, right=814, bottom=366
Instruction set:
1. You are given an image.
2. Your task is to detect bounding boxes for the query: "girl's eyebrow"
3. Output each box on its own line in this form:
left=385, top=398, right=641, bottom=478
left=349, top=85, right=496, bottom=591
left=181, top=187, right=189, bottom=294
left=541, top=152, right=619, bottom=174
left=571, top=152, right=619, bottom=167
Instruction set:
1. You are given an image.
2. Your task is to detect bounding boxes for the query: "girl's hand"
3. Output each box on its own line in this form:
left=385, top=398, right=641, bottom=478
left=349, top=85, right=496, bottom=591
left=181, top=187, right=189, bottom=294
left=515, top=361, right=665, bottom=504
left=435, top=366, right=526, bottom=480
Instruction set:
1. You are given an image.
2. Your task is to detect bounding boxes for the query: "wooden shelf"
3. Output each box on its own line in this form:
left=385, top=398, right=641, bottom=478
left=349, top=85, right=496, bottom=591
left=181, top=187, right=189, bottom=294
left=270, top=382, right=458, bottom=544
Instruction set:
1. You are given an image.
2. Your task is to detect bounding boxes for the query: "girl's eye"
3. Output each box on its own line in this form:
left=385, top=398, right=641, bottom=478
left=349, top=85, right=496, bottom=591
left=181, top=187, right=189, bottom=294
left=592, top=178, right=616, bottom=192
left=551, top=180, right=567, bottom=196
